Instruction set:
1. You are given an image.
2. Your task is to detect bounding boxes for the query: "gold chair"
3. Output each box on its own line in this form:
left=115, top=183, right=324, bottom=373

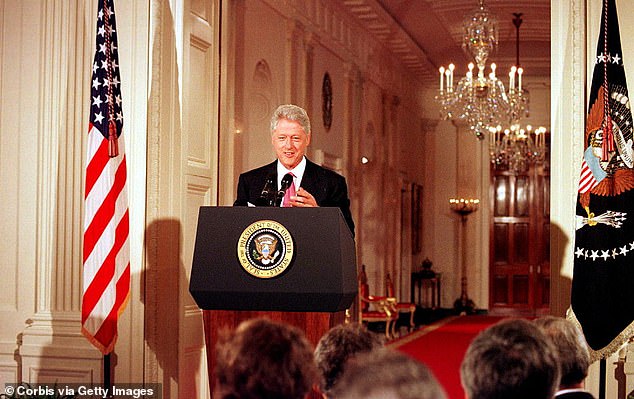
left=385, top=273, right=417, bottom=332
left=358, top=265, right=397, bottom=339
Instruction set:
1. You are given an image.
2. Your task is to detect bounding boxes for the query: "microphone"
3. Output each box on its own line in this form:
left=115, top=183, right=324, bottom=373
left=256, top=175, right=276, bottom=206
left=275, top=173, right=294, bottom=206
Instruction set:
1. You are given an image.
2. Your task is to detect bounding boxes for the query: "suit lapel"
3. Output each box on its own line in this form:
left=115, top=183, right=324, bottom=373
left=300, top=160, right=324, bottom=199
left=266, top=161, right=277, bottom=180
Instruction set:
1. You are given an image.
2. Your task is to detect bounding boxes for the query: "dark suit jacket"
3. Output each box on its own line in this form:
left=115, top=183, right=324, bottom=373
left=234, top=159, right=355, bottom=236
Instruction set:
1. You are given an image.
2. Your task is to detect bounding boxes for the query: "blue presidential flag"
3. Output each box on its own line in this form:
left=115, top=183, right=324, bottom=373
left=569, top=0, right=634, bottom=361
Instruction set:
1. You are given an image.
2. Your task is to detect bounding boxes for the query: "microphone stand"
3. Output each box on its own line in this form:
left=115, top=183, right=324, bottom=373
left=275, top=174, right=294, bottom=206
left=257, top=176, right=276, bottom=206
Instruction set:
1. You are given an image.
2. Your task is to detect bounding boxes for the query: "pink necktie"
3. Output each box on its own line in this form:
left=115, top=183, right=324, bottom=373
left=282, top=174, right=296, bottom=207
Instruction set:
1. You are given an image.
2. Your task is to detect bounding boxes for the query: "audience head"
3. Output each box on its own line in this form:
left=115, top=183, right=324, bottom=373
left=460, top=318, right=560, bottom=399
left=314, top=322, right=384, bottom=394
left=331, top=347, right=446, bottom=399
left=214, top=317, right=318, bottom=399
left=534, top=315, right=591, bottom=389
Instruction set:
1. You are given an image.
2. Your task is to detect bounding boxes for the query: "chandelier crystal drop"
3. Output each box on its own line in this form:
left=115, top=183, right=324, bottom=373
left=435, top=0, right=528, bottom=140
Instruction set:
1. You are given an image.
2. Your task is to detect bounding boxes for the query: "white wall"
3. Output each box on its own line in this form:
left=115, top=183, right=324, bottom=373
left=0, top=0, right=43, bottom=384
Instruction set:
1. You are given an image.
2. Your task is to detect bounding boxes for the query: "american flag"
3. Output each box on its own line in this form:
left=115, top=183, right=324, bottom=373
left=82, top=0, right=130, bottom=355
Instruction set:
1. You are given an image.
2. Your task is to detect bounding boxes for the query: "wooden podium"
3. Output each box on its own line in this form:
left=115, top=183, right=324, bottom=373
left=189, top=206, right=357, bottom=394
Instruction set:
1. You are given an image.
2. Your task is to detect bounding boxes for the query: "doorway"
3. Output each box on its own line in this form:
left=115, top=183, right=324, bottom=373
left=489, top=159, right=550, bottom=316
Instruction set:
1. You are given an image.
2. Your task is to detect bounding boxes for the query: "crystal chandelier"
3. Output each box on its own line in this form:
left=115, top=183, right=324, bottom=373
left=489, top=123, right=547, bottom=173
left=435, top=0, right=528, bottom=140
left=488, top=13, right=548, bottom=174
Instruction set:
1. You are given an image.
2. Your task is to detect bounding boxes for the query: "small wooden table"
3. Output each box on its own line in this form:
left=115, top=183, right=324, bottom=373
left=411, top=271, right=441, bottom=309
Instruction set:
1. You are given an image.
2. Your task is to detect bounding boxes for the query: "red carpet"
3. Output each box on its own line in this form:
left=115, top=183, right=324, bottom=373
left=390, top=315, right=505, bottom=399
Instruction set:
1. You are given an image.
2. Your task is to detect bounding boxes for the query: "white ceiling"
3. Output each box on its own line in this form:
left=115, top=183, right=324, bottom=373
left=341, top=0, right=551, bottom=84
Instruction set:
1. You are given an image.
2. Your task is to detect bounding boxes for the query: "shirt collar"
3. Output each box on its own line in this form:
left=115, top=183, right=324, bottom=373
left=556, top=388, right=591, bottom=395
left=277, top=157, right=306, bottom=188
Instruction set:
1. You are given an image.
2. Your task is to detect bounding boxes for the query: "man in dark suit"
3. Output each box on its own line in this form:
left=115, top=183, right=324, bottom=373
left=234, top=104, right=355, bottom=236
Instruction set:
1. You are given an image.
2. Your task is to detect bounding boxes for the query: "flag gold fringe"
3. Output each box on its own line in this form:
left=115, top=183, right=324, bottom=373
left=567, top=306, right=634, bottom=363
left=81, top=291, right=130, bottom=355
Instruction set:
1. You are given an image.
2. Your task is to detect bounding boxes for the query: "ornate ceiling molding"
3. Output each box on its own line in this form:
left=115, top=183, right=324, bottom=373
left=340, top=0, right=437, bottom=84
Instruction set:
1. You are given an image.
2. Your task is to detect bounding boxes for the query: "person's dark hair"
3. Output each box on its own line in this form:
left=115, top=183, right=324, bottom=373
left=314, top=322, right=384, bottom=393
left=460, top=318, right=560, bottom=399
left=270, top=104, right=311, bottom=135
left=331, top=347, right=446, bottom=399
left=534, top=316, right=590, bottom=388
left=214, top=317, right=318, bottom=399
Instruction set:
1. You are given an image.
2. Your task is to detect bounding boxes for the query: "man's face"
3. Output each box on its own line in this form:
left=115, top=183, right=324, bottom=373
left=271, top=118, right=310, bottom=170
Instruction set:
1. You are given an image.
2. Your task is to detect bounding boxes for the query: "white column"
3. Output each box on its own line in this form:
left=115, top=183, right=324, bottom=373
left=18, top=0, right=102, bottom=383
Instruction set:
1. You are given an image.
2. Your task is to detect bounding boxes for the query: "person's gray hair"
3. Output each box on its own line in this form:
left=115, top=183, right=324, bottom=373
left=314, top=322, right=384, bottom=393
left=534, top=316, right=590, bottom=388
left=331, top=348, right=446, bottom=399
left=270, top=104, right=311, bottom=135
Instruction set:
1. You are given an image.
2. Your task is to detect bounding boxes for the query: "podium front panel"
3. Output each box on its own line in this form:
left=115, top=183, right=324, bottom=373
left=189, top=206, right=357, bottom=312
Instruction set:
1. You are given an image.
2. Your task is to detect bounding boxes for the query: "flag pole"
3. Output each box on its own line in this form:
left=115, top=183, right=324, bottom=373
left=104, top=354, right=112, bottom=393
left=598, top=358, right=606, bottom=399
